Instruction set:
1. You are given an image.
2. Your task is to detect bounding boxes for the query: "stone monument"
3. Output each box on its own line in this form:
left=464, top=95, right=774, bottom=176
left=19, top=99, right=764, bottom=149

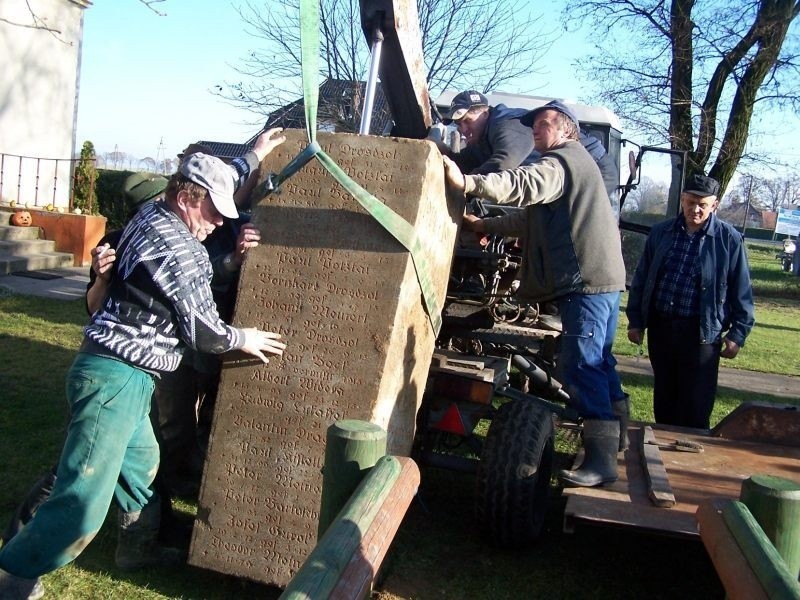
left=189, top=130, right=461, bottom=586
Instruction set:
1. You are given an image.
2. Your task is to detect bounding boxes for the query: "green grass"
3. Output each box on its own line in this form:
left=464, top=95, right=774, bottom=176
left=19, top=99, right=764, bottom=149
left=1, top=242, right=798, bottom=599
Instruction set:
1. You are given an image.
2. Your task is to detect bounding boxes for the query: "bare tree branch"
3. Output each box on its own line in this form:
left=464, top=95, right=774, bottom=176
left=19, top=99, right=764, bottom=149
left=215, top=0, right=555, bottom=125
left=138, top=0, right=168, bottom=17
left=564, top=0, right=800, bottom=195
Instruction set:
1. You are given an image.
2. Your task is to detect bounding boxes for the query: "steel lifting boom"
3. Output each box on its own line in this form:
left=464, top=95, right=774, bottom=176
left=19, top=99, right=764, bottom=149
left=359, top=0, right=432, bottom=138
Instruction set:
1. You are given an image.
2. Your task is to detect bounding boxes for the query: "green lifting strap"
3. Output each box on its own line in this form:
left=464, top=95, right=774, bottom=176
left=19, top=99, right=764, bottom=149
left=266, top=0, right=441, bottom=335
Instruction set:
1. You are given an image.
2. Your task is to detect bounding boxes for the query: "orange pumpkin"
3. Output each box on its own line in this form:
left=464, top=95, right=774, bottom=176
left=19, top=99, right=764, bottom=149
left=10, top=210, right=32, bottom=227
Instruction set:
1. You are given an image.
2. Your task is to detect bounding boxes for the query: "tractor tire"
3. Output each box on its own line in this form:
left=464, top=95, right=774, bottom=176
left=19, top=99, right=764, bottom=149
left=475, top=399, right=554, bottom=547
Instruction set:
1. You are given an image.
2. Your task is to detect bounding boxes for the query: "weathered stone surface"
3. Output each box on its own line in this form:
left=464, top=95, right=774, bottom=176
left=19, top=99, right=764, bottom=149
left=189, top=130, right=461, bottom=586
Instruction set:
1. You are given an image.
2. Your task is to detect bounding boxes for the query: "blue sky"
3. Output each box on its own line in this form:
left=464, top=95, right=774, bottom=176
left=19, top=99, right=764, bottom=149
left=75, top=1, right=601, bottom=159
left=75, top=1, right=800, bottom=172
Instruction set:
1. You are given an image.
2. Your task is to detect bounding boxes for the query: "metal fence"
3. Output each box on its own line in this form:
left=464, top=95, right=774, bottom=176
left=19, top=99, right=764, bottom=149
left=0, top=152, right=96, bottom=211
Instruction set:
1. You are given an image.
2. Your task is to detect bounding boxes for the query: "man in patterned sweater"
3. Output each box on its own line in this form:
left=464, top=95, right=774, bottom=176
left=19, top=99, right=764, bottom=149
left=0, top=150, right=287, bottom=599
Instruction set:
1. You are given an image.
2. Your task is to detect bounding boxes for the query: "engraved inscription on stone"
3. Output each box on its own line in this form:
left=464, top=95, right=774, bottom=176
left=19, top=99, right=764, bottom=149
left=189, top=131, right=461, bottom=587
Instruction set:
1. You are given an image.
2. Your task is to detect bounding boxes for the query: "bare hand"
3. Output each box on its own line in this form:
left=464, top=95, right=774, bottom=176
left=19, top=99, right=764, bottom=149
left=443, top=156, right=466, bottom=191
left=720, top=337, right=740, bottom=359
left=462, top=213, right=484, bottom=232
left=252, top=128, right=287, bottom=161
left=240, top=328, right=286, bottom=364
left=91, top=243, right=116, bottom=282
left=233, top=223, right=261, bottom=266
left=627, top=328, right=644, bottom=345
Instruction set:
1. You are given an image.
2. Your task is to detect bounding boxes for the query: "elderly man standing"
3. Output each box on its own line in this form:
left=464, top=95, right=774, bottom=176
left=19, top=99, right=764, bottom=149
left=626, top=174, right=754, bottom=429
left=443, top=100, right=627, bottom=488
left=0, top=152, right=287, bottom=599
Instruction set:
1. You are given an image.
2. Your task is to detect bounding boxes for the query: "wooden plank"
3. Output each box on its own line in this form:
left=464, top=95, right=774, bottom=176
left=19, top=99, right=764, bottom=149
left=640, top=426, right=676, bottom=508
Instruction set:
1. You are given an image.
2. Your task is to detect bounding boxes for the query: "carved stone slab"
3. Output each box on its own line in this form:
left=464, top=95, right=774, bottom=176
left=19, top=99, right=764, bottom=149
left=188, top=130, right=460, bottom=587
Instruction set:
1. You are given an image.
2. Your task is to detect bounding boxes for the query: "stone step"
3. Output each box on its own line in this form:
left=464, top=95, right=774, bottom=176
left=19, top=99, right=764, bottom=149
left=0, top=223, right=42, bottom=241
left=0, top=251, right=75, bottom=275
left=0, top=238, right=58, bottom=255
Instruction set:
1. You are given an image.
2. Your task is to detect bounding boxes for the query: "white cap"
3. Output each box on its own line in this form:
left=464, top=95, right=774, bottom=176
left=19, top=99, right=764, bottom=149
left=179, top=153, right=238, bottom=219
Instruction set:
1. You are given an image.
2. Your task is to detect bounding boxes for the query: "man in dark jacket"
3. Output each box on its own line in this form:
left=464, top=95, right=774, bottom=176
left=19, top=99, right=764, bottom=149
left=436, top=90, right=538, bottom=175
left=626, top=174, right=754, bottom=429
left=443, top=101, right=627, bottom=489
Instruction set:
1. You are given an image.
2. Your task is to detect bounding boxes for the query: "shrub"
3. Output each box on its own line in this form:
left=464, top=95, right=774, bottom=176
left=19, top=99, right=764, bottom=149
left=95, top=169, right=135, bottom=231
left=72, top=141, right=98, bottom=214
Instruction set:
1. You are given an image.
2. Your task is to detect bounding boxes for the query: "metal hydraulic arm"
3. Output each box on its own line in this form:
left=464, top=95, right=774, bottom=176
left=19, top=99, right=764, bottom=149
left=359, top=0, right=432, bottom=139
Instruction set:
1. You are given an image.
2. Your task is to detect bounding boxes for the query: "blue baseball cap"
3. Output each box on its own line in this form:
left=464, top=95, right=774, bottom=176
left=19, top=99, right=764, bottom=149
left=520, top=100, right=579, bottom=128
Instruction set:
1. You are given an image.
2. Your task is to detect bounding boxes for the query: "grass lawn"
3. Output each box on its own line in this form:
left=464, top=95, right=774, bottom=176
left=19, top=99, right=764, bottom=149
left=0, top=240, right=798, bottom=599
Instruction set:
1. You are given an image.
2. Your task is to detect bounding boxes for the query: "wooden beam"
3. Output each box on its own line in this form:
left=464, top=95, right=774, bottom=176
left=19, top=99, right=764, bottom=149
left=640, top=426, right=676, bottom=508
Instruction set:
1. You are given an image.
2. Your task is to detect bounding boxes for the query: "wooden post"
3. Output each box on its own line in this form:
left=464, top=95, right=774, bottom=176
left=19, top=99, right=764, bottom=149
left=281, top=455, right=420, bottom=600
left=318, top=419, right=387, bottom=538
left=740, top=475, right=800, bottom=580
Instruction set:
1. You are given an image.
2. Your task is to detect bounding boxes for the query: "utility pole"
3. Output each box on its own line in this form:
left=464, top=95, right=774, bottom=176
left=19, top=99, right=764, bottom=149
left=155, top=138, right=167, bottom=174
left=742, top=174, right=754, bottom=239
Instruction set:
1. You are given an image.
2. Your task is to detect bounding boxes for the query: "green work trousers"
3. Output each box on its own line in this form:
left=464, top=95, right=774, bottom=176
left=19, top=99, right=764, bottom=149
left=0, top=352, right=158, bottom=578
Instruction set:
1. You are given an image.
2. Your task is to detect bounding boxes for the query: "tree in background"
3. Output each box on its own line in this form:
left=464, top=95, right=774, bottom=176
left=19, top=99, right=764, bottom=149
left=564, top=0, right=800, bottom=195
left=214, top=0, right=553, bottom=125
left=725, top=172, right=800, bottom=210
left=73, top=141, right=98, bottom=214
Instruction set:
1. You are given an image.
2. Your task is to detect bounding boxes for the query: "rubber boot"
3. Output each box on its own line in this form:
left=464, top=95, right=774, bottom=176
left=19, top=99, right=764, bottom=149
left=0, top=568, right=44, bottom=600
left=611, top=394, right=630, bottom=452
left=1, top=467, right=57, bottom=545
left=560, top=420, right=620, bottom=487
left=114, top=501, right=187, bottom=571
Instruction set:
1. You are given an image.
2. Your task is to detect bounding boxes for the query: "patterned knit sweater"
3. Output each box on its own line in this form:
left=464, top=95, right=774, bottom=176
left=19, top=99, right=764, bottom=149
left=84, top=201, right=245, bottom=372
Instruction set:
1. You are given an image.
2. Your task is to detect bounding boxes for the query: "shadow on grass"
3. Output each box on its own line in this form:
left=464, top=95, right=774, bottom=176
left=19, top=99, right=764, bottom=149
left=379, top=465, right=724, bottom=600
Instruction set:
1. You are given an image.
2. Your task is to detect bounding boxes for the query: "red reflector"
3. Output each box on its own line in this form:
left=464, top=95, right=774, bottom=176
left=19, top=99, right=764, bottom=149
left=433, top=402, right=467, bottom=436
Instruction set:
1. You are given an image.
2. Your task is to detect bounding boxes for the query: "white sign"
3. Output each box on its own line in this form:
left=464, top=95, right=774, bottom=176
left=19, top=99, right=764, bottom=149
left=775, top=207, right=800, bottom=236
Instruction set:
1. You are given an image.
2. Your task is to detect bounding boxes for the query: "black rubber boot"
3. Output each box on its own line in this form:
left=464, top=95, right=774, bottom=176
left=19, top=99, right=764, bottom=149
left=611, top=394, right=630, bottom=452
left=115, top=501, right=187, bottom=571
left=0, top=568, right=44, bottom=600
left=560, top=420, right=620, bottom=487
left=1, top=467, right=58, bottom=545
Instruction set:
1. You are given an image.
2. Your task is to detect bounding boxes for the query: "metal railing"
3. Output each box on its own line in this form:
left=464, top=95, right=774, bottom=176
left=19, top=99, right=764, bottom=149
left=0, top=152, right=96, bottom=211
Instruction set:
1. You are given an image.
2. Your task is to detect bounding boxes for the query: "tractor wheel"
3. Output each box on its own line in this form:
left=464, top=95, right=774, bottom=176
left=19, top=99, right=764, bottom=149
left=475, top=399, right=554, bottom=547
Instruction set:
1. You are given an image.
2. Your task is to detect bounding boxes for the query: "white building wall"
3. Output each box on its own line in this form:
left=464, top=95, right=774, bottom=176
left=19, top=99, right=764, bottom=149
left=0, top=0, right=89, bottom=208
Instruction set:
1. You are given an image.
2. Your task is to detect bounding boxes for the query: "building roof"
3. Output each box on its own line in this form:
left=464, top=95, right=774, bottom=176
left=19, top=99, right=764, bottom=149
left=196, top=79, right=392, bottom=159
left=261, top=78, right=391, bottom=135
left=194, top=141, right=252, bottom=161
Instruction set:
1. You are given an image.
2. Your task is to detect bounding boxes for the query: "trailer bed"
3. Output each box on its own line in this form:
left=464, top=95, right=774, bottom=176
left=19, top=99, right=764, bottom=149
left=562, top=421, right=800, bottom=537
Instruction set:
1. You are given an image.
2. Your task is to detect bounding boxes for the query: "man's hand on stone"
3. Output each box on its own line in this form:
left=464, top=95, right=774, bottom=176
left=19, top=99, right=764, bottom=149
left=442, top=156, right=466, bottom=192
left=720, top=337, right=740, bottom=359
left=241, top=329, right=286, bottom=364
left=252, top=128, right=287, bottom=161
left=233, top=223, right=261, bottom=266
left=91, top=243, right=116, bottom=282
